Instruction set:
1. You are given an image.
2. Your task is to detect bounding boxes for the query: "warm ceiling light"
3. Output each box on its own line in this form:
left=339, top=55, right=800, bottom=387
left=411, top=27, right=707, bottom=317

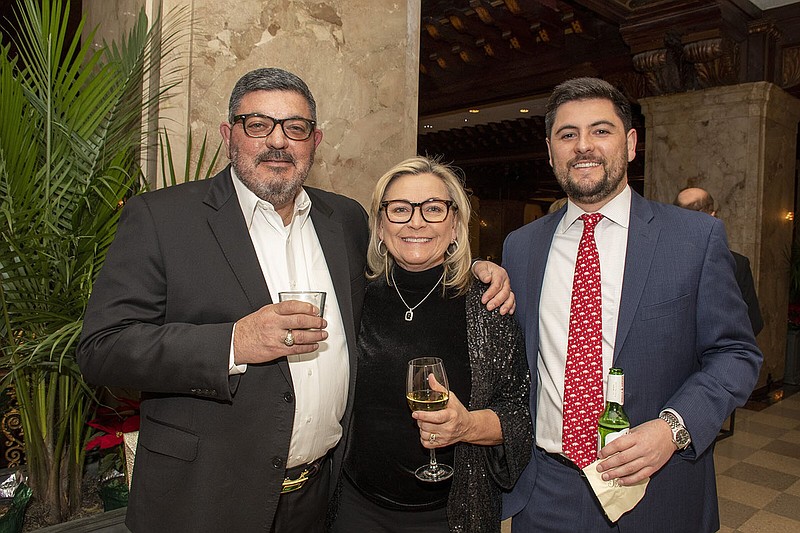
left=519, top=108, right=529, bottom=113
left=786, top=211, right=795, bottom=221
left=469, top=109, right=480, bottom=113
left=423, top=124, right=433, bottom=129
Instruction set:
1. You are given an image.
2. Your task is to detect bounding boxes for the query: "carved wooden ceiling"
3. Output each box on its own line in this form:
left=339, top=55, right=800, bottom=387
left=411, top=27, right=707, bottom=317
left=417, top=0, right=800, bottom=204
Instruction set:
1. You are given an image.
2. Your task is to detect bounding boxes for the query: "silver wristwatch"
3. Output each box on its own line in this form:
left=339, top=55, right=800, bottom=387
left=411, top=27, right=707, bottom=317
left=659, top=411, right=691, bottom=450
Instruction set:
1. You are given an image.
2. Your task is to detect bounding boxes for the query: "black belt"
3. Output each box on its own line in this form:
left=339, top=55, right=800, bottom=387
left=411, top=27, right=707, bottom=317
left=281, top=455, right=328, bottom=494
left=538, top=447, right=583, bottom=473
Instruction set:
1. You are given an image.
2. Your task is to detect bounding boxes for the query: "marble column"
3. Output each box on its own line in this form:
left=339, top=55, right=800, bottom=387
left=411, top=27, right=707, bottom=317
left=85, top=0, right=421, bottom=208
left=640, top=82, right=800, bottom=388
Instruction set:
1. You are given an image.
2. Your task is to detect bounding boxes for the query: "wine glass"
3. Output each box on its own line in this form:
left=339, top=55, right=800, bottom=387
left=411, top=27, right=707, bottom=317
left=406, top=357, right=454, bottom=482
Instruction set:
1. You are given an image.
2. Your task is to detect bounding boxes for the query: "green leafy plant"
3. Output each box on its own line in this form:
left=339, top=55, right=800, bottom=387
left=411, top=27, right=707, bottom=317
left=158, top=128, right=221, bottom=188
left=0, top=0, right=198, bottom=524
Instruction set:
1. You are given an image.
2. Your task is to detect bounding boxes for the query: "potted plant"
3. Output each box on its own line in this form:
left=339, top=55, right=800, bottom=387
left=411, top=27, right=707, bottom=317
left=84, top=398, right=140, bottom=512
left=0, top=0, right=190, bottom=525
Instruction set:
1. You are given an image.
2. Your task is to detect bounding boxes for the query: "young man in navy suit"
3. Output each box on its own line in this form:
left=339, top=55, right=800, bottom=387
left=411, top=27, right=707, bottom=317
left=502, top=77, right=762, bottom=532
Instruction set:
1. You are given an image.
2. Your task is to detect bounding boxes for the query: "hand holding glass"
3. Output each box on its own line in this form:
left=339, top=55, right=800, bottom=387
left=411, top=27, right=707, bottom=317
left=277, top=291, right=326, bottom=317
left=406, top=357, right=453, bottom=482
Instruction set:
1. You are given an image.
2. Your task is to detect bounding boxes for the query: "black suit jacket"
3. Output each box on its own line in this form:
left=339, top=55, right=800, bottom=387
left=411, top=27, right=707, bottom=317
left=731, top=250, right=764, bottom=336
left=77, top=167, right=368, bottom=531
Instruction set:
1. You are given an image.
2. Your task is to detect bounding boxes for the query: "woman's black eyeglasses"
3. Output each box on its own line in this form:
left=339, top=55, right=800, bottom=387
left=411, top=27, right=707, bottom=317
left=380, top=199, right=456, bottom=224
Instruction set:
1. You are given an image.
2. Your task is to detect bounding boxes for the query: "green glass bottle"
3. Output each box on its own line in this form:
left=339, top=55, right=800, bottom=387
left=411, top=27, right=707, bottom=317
left=597, top=367, right=630, bottom=448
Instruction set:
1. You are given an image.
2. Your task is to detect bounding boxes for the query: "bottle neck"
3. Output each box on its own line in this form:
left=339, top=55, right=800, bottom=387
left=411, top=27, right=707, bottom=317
left=607, top=373, right=624, bottom=405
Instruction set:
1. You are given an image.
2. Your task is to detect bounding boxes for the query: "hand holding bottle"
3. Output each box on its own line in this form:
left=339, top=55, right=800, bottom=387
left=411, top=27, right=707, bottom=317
left=598, top=367, right=630, bottom=449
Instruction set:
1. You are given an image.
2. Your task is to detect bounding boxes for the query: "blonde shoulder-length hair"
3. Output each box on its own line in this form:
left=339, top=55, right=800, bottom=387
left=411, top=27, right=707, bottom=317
left=367, top=156, right=473, bottom=296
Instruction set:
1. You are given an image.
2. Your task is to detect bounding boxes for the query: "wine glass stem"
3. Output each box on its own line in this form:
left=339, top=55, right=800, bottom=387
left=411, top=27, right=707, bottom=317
left=429, top=449, right=438, bottom=469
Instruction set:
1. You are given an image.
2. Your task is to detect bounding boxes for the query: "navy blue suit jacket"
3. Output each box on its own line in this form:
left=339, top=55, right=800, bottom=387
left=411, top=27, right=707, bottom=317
left=501, top=190, right=761, bottom=532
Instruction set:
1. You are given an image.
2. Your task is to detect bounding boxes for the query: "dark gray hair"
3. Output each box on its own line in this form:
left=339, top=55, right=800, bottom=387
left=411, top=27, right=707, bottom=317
left=227, top=68, right=317, bottom=122
left=544, top=77, right=632, bottom=138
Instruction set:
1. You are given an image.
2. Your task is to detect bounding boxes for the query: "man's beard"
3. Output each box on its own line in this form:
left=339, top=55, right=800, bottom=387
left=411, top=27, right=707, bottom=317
left=554, top=152, right=627, bottom=205
left=230, top=147, right=314, bottom=205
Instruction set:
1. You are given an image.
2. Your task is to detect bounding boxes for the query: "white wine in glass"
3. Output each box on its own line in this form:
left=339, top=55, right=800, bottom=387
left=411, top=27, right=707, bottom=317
left=406, top=357, right=454, bottom=482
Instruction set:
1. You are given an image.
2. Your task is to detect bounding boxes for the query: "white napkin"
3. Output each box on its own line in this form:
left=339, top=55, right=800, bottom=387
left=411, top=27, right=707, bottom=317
left=582, top=458, right=649, bottom=522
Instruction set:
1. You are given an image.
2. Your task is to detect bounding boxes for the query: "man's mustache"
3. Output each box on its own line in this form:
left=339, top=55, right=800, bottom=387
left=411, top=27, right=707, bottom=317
left=569, top=155, right=603, bottom=166
left=256, top=150, right=294, bottom=164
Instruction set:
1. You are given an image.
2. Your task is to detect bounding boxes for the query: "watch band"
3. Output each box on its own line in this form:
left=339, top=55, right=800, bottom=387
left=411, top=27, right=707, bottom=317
left=659, top=411, right=691, bottom=450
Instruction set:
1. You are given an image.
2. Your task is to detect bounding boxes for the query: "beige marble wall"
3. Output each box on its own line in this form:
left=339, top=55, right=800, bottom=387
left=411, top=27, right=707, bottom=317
left=84, top=0, right=144, bottom=42
left=640, top=83, right=800, bottom=387
left=84, top=0, right=421, bottom=207
left=85, top=0, right=178, bottom=187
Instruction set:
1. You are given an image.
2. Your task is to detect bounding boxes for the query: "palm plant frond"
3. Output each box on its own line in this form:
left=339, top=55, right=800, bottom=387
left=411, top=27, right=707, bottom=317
left=158, top=128, right=222, bottom=188
left=0, top=0, right=190, bottom=524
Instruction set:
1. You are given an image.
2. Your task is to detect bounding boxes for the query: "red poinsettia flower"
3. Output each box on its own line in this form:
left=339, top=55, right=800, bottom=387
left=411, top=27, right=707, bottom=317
left=85, top=399, right=141, bottom=451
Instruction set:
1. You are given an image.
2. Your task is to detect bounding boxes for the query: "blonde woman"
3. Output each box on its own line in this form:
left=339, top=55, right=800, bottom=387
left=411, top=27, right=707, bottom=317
left=332, top=157, right=531, bottom=533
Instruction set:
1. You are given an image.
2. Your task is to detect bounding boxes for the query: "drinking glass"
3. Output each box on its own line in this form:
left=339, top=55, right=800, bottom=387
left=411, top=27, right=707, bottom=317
left=277, top=291, right=326, bottom=317
left=406, top=357, right=453, bottom=482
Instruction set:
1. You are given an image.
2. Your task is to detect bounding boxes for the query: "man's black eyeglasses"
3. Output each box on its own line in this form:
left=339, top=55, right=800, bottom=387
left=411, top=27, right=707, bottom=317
left=380, top=199, right=456, bottom=224
left=232, top=113, right=316, bottom=141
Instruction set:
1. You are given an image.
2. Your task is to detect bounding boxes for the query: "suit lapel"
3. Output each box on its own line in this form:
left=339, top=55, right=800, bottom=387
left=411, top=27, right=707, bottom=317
left=204, top=167, right=272, bottom=311
left=614, top=193, right=658, bottom=361
left=204, top=167, right=291, bottom=384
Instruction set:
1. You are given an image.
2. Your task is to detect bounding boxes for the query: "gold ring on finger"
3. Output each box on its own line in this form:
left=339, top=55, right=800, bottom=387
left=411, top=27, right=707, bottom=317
left=283, top=329, right=295, bottom=347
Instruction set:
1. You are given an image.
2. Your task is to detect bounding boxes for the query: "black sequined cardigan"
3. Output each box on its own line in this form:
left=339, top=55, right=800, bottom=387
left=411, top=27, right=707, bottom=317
left=447, top=281, right=532, bottom=533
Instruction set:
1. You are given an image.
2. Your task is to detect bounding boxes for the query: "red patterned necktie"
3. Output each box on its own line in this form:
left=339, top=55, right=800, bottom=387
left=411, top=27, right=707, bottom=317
left=562, top=213, right=604, bottom=469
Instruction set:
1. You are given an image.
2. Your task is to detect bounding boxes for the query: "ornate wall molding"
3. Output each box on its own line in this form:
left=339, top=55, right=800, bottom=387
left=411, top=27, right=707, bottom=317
left=684, top=38, right=739, bottom=88
left=782, top=46, right=800, bottom=88
left=632, top=47, right=683, bottom=95
left=605, top=70, right=649, bottom=103
left=749, top=19, right=781, bottom=42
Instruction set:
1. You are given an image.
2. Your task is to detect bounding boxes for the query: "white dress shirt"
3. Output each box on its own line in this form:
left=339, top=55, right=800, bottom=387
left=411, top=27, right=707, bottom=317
left=536, top=186, right=631, bottom=453
left=231, top=170, right=349, bottom=468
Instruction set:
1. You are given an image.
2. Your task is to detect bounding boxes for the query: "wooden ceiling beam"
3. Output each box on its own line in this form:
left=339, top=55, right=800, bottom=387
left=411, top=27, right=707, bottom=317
left=444, top=8, right=520, bottom=60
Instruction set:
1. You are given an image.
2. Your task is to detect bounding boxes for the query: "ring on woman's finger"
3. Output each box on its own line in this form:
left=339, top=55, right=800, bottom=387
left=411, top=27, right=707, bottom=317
left=283, top=329, right=295, bottom=347
left=429, top=432, right=437, bottom=444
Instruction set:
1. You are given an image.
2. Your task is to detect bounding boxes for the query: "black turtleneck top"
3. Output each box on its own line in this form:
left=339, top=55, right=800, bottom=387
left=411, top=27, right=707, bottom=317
left=344, top=264, right=471, bottom=511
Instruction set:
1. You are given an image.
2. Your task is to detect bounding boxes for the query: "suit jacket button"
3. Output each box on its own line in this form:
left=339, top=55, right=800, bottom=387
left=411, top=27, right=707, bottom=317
left=283, top=392, right=294, bottom=403
left=272, top=456, right=283, bottom=469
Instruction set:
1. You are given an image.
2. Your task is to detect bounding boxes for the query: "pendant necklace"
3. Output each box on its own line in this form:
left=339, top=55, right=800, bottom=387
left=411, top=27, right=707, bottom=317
left=390, top=268, right=445, bottom=322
